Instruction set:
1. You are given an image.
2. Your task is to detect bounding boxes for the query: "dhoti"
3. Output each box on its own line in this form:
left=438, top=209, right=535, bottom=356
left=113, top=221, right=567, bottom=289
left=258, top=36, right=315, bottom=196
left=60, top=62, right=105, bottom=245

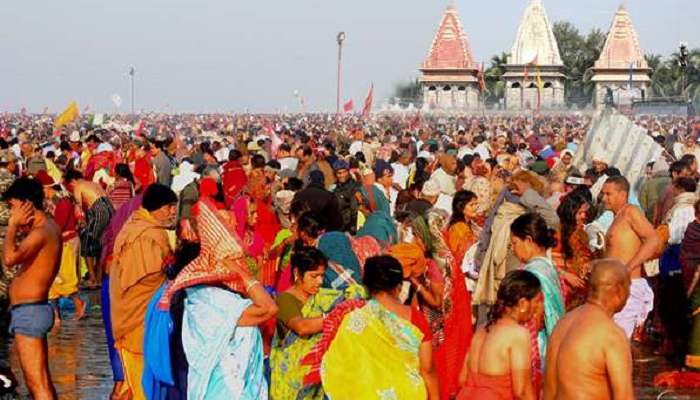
left=613, top=278, right=654, bottom=338
left=49, top=237, right=80, bottom=299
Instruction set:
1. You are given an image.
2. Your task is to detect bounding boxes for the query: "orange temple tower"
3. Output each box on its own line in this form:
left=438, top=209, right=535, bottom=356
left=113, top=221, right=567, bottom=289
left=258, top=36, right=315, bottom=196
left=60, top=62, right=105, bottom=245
left=591, top=5, right=651, bottom=107
left=419, top=4, right=480, bottom=110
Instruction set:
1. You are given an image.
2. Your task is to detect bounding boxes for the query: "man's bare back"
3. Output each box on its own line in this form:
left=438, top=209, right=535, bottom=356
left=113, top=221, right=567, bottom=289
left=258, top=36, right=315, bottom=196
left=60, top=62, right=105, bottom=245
left=7, top=212, right=61, bottom=305
left=73, top=180, right=107, bottom=210
left=605, top=205, right=646, bottom=279
left=544, top=304, right=633, bottom=400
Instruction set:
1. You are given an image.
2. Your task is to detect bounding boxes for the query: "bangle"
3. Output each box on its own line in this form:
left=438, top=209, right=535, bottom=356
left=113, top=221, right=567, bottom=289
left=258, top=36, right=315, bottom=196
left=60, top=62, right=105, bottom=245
left=245, top=280, right=260, bottom=292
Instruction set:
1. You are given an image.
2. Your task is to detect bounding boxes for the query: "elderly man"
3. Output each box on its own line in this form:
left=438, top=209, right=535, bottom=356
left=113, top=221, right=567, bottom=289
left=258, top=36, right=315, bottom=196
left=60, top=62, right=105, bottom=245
left=544, top=259, right=633, bottom=400
left=109, top=184, right=177, bottom=399
left=602, top=175, right=660, bottom=338
left=430, top=154, right=458, bottom=196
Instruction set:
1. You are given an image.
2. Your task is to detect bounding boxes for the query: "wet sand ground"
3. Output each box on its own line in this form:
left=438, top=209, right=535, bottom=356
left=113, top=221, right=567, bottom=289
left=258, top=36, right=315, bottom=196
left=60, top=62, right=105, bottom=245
left=1, top=290, right=700, bottom=399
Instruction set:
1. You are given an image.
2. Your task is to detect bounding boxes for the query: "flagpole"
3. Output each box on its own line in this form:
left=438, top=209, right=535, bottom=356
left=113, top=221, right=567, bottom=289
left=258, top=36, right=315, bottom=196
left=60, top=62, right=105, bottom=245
left=129, top=66, right=135, bottom=115
left=336, top=32, right=346, bottom=114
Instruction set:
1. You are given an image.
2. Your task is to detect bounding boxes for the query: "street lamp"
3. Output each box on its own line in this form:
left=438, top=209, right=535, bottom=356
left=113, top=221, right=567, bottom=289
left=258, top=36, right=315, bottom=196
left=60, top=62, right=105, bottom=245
left=680, top=42, right=689, bottom=101
left=128, top=66, right=136, bottom=115
left=336, top=32, right=346, bottom=114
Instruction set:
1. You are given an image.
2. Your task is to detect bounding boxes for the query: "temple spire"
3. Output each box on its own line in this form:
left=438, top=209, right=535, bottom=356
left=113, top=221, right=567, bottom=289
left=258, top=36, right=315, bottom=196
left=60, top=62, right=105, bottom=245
left=422, top=4, right=475, bottom=70
left=509, top=0, right=562, bottom=66
left=594, top=4, right=648, bottom=69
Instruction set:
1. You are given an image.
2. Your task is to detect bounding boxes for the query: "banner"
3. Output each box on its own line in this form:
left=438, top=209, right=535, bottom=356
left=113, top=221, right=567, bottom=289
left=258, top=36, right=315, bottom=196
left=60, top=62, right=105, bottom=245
left=54, top=101, right=79, bottom=130
left=343, top=99, right=354, bottom=113
left=572, top=108, right=663, bottom=191
left=362, top=84, right=374, bottom=118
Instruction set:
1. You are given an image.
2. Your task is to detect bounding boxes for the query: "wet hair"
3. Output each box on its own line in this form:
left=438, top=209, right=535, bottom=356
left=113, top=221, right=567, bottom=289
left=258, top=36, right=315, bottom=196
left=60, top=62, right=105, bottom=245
left=63, top=169, right=83, bottom=183
left=285, top=177, right=304, bottom=192
left=486, top=270, right=541, bottom=331
left=510, top=212, right=557, bottom=249
left=680, top=154, right=696, bottom=167
left=251, top=154, right=266, bottom=169
left=142, top=184, right=177, bottom=211
left=362, top=255, right=404, bottom=295
left=674, top=177, right=697, bottom=193
left=115, top=163, right=135, bottom=184
left=3, top=177, right=44, bottom=210
left=294, top=212, right=324, bottom=249
left=165, top=240, right=201, bottom=279
left=290, top=246, right=328, bottom=283
left=604, top=175, right=630, bottom=194
left=557, top=191, right=595, bottom=260
left=604, top=167, right=621, bottom=177
left=266, top=160, right=281, bottom=170
left=670, top=160, right=690, bottom=177
left=228, top=149, right=242, bottom=161
left=449, top=190, right=477, bottom=227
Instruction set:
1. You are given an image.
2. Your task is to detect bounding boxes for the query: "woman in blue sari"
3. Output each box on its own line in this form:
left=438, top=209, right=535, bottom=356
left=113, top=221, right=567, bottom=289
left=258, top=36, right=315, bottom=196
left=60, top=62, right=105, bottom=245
left=509, top=212, right=565, bottom=395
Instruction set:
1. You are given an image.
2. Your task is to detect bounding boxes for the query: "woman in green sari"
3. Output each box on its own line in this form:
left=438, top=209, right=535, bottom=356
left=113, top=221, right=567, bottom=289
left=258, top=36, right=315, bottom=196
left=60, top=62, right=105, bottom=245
left=270, top=246, right=328, bottom=399
left=510, top=212, right=565, bottom=394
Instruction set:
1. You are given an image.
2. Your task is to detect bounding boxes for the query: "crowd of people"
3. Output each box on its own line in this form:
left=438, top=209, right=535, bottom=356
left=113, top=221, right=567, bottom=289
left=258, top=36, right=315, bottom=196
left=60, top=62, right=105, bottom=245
left=0, top=110, right=700, bottom=399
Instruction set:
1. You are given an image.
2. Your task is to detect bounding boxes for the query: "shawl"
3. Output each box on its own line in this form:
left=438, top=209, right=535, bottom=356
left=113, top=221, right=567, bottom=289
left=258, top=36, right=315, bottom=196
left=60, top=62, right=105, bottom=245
left=100, top=194, right=143, bottom=266
left=222, top=160, right=247, bottom=207
left=681, top=221, right=700, bottom=291
left=182, top=286, right=267, bottom=399
left=231, top=196, right=265, bottom=258
left=390, top=243, right=427, bottom=278
left=171, top=161, right=200, bottom=194
left=318, top=232, right=362, bottom=290
left=160, top=198, right=251, bottom=309
left=356, top=210, right=397, bottom=246
left=474, top=201, right=526, bottom=305
left=349, top=235, right=382, bottom=268
left=665, top=192, right=698, bottom=224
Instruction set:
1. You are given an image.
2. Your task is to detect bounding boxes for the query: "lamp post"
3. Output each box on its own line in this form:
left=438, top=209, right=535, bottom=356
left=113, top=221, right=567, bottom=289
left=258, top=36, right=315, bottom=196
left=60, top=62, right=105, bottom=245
left=679, top=42, right=689, bottom=101
left=128, top=66, right=136, bottom=115
left=336, top=32, right=346, bottom=114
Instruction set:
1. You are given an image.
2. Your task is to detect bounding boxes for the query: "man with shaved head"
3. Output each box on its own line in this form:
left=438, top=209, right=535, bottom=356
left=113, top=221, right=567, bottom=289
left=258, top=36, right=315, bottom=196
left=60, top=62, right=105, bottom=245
left=543, top=259, right=633, bottom=400
left=430, top=154, right=457, bottom=196
left=602, top=175, right=659, bottom=338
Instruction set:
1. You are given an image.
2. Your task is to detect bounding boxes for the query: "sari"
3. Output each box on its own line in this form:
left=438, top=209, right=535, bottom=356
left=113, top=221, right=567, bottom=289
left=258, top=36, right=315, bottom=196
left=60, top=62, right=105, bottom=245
left=270, top=287, right=364, bottom=400
left=356, top=210, right=398, bottom=247
left=682, top=221, right=700, bottom=368
left=317, top=232, right=362, bottom=290
left=522, top=256, right=565, bottom=390
left=425, top=209, right=473, bottom=400
left=321, top=300, right=427, bottom=400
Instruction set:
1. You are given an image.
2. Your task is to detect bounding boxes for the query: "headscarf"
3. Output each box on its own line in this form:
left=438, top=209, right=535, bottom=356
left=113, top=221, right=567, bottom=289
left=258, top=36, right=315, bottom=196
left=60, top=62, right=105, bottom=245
left=356, top=211, right=397, bottom=246
left=160, top=198, right=250, bottom=309
left=171, top=161, right=200, bottom=194
left=317, top=232, right=362, bottom=289
left=389, top=242, right=427, bottom=278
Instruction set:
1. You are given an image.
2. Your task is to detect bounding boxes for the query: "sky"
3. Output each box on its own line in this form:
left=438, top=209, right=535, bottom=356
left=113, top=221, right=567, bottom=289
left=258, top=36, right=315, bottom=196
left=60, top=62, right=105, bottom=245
left=0, top=0, right=697, bottom=113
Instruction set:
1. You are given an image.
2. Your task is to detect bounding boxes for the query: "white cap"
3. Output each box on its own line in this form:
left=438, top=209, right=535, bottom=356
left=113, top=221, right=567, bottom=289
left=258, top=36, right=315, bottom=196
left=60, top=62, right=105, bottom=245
left=69, top=131, right=81, bottom=142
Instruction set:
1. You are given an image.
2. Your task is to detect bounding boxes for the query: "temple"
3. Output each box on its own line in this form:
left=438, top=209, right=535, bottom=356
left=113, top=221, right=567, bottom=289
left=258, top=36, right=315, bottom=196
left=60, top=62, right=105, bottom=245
left=503, top=0, right=565, bottom=110
left=419, top=4, right=480, bottom=110
left=591, top=5, right=651, bottom=107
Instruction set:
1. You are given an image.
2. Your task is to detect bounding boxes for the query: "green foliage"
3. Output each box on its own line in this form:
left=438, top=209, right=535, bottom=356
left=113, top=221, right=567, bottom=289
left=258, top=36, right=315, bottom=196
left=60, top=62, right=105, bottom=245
left=646, top=49, right=700, bottom=106
left=552, top=21, right=605, bottom=106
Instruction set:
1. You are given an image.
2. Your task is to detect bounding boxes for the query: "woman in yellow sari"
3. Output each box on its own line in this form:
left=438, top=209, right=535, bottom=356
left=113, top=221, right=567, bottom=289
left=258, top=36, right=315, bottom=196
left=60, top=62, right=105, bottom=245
left=321, top=255, right=439, bottom=400
left=446, top=190, right=480, bottom=262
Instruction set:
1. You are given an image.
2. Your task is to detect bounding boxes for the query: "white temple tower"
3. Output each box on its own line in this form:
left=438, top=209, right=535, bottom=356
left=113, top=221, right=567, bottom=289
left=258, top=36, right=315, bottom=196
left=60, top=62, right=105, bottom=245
left=503, top=0, right=566, bottom=110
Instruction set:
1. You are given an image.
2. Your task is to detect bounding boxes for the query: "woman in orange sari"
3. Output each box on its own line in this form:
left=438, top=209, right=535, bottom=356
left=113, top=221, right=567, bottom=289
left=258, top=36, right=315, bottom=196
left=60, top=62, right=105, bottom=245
left=446, top=190, right=480, bottom=262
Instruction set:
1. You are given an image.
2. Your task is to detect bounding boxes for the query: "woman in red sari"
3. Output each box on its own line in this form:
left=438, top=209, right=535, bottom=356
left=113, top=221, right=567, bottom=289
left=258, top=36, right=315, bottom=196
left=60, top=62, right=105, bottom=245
left=457, top=270, right=541, bottom=400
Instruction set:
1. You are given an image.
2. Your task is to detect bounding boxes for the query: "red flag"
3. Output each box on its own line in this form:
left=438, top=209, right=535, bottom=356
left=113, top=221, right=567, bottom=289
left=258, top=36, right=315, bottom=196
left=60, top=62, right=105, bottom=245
left=135, top=120, right=145, bottom=137
left=343, top=99, right=354, bottom=113
left=362, top=84, right=374, bottom=118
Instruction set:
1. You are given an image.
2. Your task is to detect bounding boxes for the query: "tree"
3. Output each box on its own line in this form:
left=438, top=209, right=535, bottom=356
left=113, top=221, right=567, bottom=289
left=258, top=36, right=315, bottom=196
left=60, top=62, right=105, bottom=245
left=552, top=21, right=605, bottom=106
left=391, top=79, right=422, bottom=106
left=484, top=52, right=508, bottom=104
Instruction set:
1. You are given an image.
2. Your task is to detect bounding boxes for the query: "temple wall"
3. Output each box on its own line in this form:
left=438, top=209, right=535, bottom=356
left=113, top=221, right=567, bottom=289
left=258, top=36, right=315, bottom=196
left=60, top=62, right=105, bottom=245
left=593, top=80, right=649, bottom=107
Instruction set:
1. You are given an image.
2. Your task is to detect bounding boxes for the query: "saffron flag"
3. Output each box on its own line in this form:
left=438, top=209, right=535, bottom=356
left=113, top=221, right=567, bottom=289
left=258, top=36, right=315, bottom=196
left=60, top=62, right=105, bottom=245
left=54, top=101, right=79, bottom=130
left=409, top=110, right=421, bottom=130
left=535, top=67, right=544, bottom=90
left=343, top=99, right=354, bottom=113
left=523, top=54, right=538, bottom=88
left=478, top=62, right=486, bottom=92
left=362, top=84, right=374, bottom=118
left=134, top=120, right=145, bottom=137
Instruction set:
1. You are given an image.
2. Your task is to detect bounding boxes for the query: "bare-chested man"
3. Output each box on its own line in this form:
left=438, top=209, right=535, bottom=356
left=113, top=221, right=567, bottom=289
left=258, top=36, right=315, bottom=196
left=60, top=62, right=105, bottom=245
left=602, top=175, right=659, bottom=338
left=63, top=169, right=114, bottom=289
left=3, top=177, right=62, bottom=400
left=544, top=259, right=633, bottom=400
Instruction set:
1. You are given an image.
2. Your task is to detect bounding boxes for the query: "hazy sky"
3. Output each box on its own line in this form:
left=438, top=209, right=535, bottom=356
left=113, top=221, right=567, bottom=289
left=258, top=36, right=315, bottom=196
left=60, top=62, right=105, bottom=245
left=1, top=0, right=697, bottom=113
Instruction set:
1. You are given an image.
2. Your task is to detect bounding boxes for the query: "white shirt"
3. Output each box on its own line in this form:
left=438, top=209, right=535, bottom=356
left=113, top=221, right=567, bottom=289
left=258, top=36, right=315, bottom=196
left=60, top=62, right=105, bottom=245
left=473, top=143, right=491, bottom=160
left=669, top=204, right=695, bottom=244
left=214, top=147, right=230, bottom=163
left=349, top=140, right=364, bottom=157
left=391, top=162, right=410, bottom=190
left=430, top=168, right=457, bottom=196
left=457, top=145, right=473, bottom=160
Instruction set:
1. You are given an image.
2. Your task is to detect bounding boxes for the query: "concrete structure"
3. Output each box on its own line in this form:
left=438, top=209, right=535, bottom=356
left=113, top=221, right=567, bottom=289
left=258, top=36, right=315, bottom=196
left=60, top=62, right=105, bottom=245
left=419, top=4, right=480, bottom=110
left=591, top=5, right=651, bottom=107
left=503, top=0, right=566, bottom=110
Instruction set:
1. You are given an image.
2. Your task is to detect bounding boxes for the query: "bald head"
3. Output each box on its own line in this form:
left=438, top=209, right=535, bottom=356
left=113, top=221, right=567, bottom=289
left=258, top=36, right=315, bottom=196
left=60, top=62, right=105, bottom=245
left=588, top=258, right=630, bottom=313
